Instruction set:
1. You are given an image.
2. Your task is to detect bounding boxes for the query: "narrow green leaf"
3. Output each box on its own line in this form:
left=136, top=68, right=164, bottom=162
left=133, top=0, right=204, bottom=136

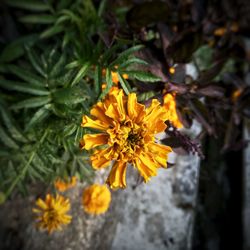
left=65, top=61, right=80, bottom=70
left=99, top=68, right=112, bottom=100
left=50, top=53, right=66, bottom=77
left=6, top=65, right=44, bottom=86
left=40, top=25, right=64, bottom=39
left=0, top=104, right=27, bottom=142
left=124, top=71, right=161, bottom=82
left=0, top=125, right=19, bottom=149
left=26, top=48, right=46, bottom=77
left=63, top=124, right=77, bottom=137
left=110, top=45, right=144, bottom=67
left=119, top=57, right=148, bottom=68
left=26, top=105, right=51, bottom=130
left=72, top=62, right=91, bottom=86
left=19, top=14, right=56, bottom=24
left=0, top=79, right=49, bottom=95
left=94, top=65, right=101, bottom=95
left=6, top=0, right=50, bottom=11
left=11, top=96, right=51, bottom=110
left=0, top=35, right=38, bottom=63
left=117, top=72, right=131, bottom=95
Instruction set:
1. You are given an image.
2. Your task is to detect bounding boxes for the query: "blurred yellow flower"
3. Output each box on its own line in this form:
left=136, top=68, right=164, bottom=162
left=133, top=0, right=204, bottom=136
left=54, top=176, right=77, bottom=192
left=82, top=184, right=111, bottom=215
left=231, top=89, right=242, bottom=102
left=33, top=194, right=72, bottom=234
left=80, top=88, right=172, bottom=189
left=163, top=93, right=183, bottom=129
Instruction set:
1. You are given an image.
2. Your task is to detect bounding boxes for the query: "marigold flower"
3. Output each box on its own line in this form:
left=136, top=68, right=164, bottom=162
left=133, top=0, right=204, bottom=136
left=82, top=184, right=111, bottom=215
left=163, top=93, right=183, bottom=129
left=80, top=88, right=172, bottom=189
left=54, top=176, right=77, bottom=192
left=33, top=194, right=72, bottom=234
left=231, top=89, right=242, bottom=102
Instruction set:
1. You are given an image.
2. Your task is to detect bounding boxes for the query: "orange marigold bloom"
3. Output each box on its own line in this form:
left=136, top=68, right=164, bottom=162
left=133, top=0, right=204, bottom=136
left=231, top=89, right=242, bottom=102
left=82, top=184, right=111, bottom=215
left=163, top=93, right=183, bottom=129
left=80, top=88, right=172, bottom=189
left=54, top=176, right=77, bottom=192
left=33, top=194, right=72, bottom=234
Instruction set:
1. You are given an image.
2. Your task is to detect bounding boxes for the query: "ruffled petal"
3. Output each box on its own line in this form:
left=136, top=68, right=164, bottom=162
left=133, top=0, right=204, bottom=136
left=127, top=93, right=145, bottom=122
left=135, top=153, right=158, bottom=182
left=148, top=142, right=172, bottom=167
left=106, top=161, right=127, bottom=189
left=90, top=102, right=113, bottom=126
left=83, top=134, right=109, bottom=150
left=90, top=148, right=112, bottom=169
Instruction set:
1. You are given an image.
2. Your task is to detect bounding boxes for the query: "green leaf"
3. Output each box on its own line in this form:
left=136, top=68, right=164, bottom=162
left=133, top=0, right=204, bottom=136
left=99, top=68, right=112, bottom=100
left=6, top=0, right=50, bottom=11
left=40, top=25, right=64, bottom=39
left=50, top=53, right=66, bottom=78
left=94, top=65, right=101, bottom=95
left=0, top=104, right=27, bottom=142
left=6, top=65, right=44, bottom=86
left=0, top=79, right=50, bottom=95
left=0, top=35, right=38, bottom=63
left=119, top=57, right=148, bottom=68
left=0, top=125, right=19, bottom=149
left=117, top=72, right=131, bottom=95
left=19, top=14, right=56, bottom=24
left=65, top=61, right=80, bottom=70
left=110, top=45, right=144, bottom=67
left=63, top=124, right=77, bottom=137
left=124, top=71, right=161, bottom=82
left=11, top=96, right=51, bottom=110
left=26, top=48, right=46, bottom=77
left=72, top=62, right=91, bottom=86
left=26, top=105, right=51, bottom=130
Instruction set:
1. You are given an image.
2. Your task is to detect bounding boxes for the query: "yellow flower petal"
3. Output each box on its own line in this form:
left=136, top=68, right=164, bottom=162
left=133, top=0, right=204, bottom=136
left=90, top=148, right=112, bottom=169
left=81, top=115, right=109, bottom=131
left=106, top=161, right=127, bottom=189
left=83, top=134, right=109, bottom=150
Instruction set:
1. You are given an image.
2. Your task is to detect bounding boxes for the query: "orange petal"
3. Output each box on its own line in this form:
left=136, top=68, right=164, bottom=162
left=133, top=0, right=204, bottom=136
left=90, top=102, right=113, bottom=125
left=135, top=153, right=158, bottom=182
left=127, top=93, right=145, bottom=122
left=83, top=134, right=109, bottom=150
left=81, top=115, right=109, bottom=131
left=106, top=161, right=127, bottom=189
left=90, top=148, right=112, bottom=169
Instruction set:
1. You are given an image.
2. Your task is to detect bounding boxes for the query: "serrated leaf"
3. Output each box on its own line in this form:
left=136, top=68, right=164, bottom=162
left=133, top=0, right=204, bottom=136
left=125, top=71, right=160, bottom=82
left=0, top=79, right=49, bottom=95
left=0, top=35, right=38, bottom=63
left=19, top=15, right=56, bottom=24
left=40, top=25, right=64, bottom=39
left=11, top=96, right=51, bottom=110
left=6, top=0, right=50, bottom=11
left=110, top=45, right=144, bottom=67
left=0, top=125, right=19, bottom=149
left=6, top=65, right=44, bottom=86
left=72, top=62, right=91, bottom=86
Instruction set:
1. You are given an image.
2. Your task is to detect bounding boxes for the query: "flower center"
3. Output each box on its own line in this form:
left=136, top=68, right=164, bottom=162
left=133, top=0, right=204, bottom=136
left=127, top=131, right=142, bottom=150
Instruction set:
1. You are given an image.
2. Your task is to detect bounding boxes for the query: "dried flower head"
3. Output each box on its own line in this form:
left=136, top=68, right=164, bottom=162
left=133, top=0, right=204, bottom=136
left=33, top=194, right=72, bottom=234
left=163, top=93, right=183, bottom=129
left=54, top=176, right=77, bottom=192
left=80, top=88, right=172, bottom=189
left=82, top=184, right=111, bottom=215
